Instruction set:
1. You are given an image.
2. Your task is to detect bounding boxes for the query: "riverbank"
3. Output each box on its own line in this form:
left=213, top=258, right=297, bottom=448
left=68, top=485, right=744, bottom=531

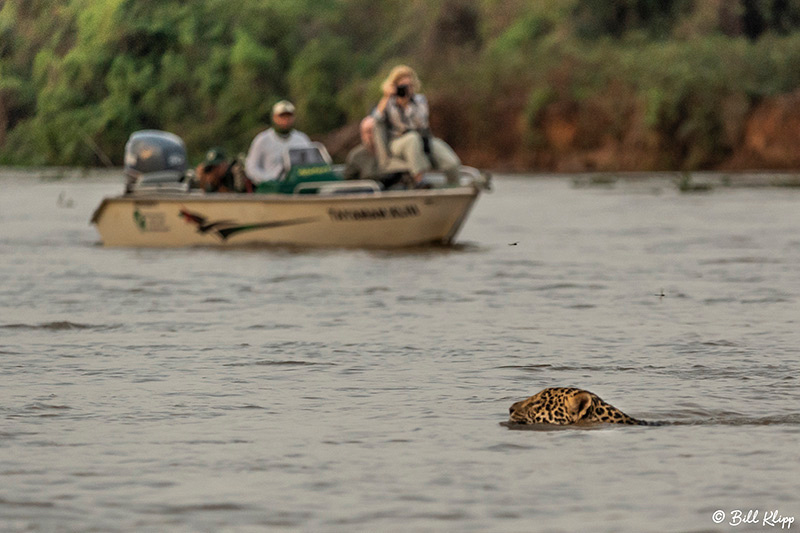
left=5, top=1, right=800, bottom=172
left=320, top=88, right=800, bottom=176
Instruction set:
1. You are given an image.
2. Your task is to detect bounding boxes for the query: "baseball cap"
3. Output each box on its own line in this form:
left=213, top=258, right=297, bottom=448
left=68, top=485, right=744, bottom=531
left=272, top=100, right=296, bottom=116
left=203, top=147, right=226, bottom=166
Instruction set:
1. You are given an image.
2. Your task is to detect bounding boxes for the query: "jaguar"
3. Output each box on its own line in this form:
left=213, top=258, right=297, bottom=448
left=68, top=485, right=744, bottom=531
left=508, top=387, right=660, bottom=426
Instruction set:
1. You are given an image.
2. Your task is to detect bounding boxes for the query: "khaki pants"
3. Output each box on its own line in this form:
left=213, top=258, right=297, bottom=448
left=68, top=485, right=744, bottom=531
left=389, top=132, right=461, bottom=184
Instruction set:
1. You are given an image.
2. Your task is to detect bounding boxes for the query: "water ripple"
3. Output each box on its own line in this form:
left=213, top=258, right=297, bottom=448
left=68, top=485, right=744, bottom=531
left=0, top=498, right=56, bottom=509
left=223, top=360, right=336, bottom=367
left=148, top=503, right=252, bottom=514
left=1, top=321, right=121, bottom=331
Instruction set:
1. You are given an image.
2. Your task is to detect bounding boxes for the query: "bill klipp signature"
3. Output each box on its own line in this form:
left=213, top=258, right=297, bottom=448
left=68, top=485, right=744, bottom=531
left=712, top=509, right=795, bottom=529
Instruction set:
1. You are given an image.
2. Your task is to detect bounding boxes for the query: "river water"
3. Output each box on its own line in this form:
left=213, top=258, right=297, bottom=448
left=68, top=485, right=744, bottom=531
left=1, top=171, right=799, bottom=532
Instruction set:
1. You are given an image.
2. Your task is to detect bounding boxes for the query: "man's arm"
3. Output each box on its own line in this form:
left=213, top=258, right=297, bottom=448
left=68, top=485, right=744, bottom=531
left=245, top=134, right=275, bottom=183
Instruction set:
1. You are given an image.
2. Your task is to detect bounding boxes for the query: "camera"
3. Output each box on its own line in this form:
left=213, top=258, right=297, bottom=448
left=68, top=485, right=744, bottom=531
left=395, top=84, right=410, bottom=98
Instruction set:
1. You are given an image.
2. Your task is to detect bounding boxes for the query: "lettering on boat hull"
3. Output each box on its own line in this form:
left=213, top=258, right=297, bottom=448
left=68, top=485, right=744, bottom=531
left=328, top=204, right=420, bottom=222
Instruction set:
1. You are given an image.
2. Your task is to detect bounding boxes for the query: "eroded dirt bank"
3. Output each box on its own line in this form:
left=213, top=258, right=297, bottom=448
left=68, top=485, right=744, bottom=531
left=323, top=90, right=800, bottom=173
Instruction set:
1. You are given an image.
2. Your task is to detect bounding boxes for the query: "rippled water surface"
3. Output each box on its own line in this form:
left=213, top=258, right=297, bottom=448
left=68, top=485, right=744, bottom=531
left=2, top=171, right=799, bottom=532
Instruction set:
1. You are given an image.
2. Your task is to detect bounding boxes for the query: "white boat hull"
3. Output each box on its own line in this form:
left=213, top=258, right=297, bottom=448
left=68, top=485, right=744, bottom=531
left=91, top=187, right=481, bottom=248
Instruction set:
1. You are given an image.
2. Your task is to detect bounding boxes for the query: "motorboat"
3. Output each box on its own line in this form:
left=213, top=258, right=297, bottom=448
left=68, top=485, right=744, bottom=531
left=90, top=130, right=489, bottom=248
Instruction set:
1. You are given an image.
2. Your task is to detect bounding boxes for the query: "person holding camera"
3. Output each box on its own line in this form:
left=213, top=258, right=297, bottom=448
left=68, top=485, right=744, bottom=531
left=372, top=65, right=460, bottom=186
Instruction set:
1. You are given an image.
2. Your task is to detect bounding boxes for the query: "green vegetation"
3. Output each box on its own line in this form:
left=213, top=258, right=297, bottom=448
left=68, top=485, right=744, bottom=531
left=2, top=0, right=800, bottom=169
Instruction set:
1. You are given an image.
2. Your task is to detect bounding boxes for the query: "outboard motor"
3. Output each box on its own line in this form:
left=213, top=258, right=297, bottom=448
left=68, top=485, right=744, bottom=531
left=123, top=130, right=188, bottom=193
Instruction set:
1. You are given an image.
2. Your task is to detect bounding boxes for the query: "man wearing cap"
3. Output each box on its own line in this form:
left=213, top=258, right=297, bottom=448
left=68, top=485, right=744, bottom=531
left=195, top=147, right=240, bottom=192
left=244, top=100, right=313, bottom=185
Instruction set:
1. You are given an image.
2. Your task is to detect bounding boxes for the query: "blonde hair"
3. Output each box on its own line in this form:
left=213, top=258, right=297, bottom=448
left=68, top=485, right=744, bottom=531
left=382, top=65, right=421, bottom=93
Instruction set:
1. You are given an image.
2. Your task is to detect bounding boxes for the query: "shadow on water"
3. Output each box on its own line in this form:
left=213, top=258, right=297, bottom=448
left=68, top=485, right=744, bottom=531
left=500, top=412, right=800, bottom=430
left=83, top=240, right=487, bottom=257
left=109, top=241, right=489, bottom=255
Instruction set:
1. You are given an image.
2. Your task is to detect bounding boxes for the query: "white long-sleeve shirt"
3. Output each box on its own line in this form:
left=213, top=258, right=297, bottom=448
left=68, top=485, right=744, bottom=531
left=244, top=128, right=312, bottom=183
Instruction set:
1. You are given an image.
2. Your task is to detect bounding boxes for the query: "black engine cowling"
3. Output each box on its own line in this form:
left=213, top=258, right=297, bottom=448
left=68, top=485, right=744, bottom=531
left=124, top=130, right=187, bottom=192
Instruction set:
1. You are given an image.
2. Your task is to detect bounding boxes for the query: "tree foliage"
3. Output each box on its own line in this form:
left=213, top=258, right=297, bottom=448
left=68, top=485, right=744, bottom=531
left=1, top=0, right=800, bottom=169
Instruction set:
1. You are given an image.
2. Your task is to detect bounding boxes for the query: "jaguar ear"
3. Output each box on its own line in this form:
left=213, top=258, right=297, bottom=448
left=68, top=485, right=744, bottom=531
left=570, top=392, right=594, bottom=421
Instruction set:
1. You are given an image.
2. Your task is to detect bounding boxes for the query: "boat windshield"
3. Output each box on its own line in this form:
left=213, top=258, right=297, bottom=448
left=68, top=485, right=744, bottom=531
left=287, top=147, right=327, bottom=166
